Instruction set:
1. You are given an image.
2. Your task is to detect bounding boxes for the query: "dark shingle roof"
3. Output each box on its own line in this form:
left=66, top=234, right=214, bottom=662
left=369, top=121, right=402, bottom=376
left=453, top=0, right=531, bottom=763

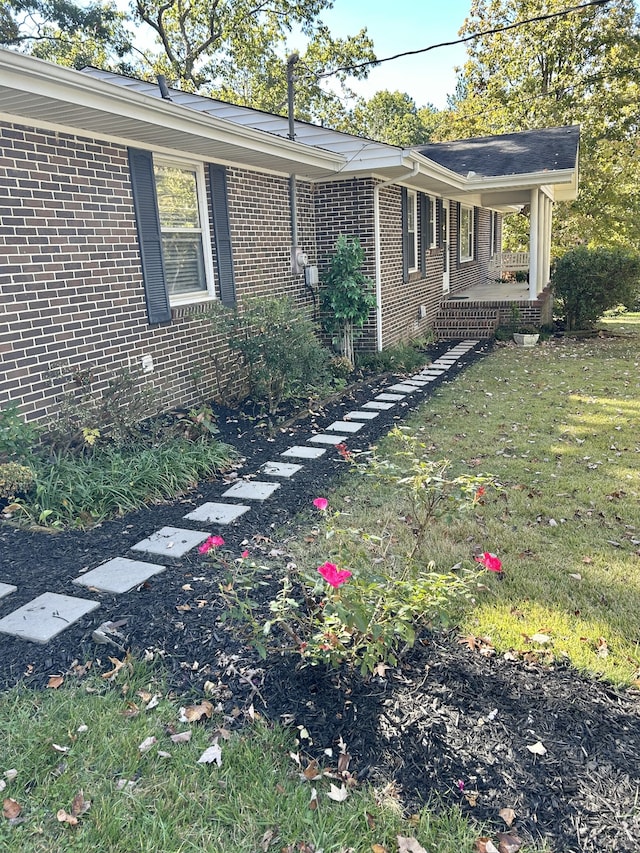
left=417, top=126, right=579, bottom=178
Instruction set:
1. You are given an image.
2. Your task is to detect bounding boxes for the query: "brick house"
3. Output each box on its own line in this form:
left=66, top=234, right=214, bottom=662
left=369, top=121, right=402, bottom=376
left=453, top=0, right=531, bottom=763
left=0, top=50, right=579, bottom=422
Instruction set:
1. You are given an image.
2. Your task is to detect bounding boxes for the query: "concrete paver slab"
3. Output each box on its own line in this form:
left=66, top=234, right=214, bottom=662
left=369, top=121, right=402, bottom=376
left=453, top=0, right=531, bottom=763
left=222, top=480, right=280, bottom=501
left=0, top=583, right=17, bottom=601
left=132, top=527, right=210, bottom=558
left=362, top=401, right=395, bottom=410
left=184, top=503, right=251, bottom=524
left=73, top=557, right=165, bottom=594
left=0, top=592, right=100, bottom=643
left=344, top=410, right=379, bottom=420
left=388, top=383, right=418, bottom=393
left=375, top=393, right=405, bottom=401
left=308, top=433, right=350, bottom=445
left=262, top=461, right=303, bottom=477
left=281, top=445, right=326, bottom=459
left=326, top=420, right=363, bottom=433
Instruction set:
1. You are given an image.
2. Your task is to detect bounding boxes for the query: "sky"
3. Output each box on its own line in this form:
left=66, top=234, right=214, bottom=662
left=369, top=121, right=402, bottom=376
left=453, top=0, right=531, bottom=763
left=310, top=0, right=473, bottom=109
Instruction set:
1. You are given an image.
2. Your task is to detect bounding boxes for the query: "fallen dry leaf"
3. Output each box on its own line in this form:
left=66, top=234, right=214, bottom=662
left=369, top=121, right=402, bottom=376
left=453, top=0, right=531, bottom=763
left=2, top=798, right=21, bottom=820
left=197, top=741, right=222, bottom=766
left=529, top=633, right=551, bottom=644
left=170, top=731, right=192, bottom=744
left=101, top=655, right=130, bottom=680
left=371, top=844, right=387, bottom=853
left=526, top=741, right=547, bottom=756
left=71, top=790, right=91, bottom=818
left=498, top=807, right=516, bottom=828
left=464, top=790, right=479, bottom=807
left=309, top=787, right=318, bottom=810
left=475, top=840, right=499, bottom=853
left=397, top=836, right=427, bottom=853
left=52, top=743, right=70, bottom=754
left=497, top=832, right=524, bottom=853
left=138, top=736, right=157, bottom=754
left=56, top=808, right=78, bottom=826
left=0, top=781, right=5, bottom=793
left=302, top=760, right=322, bottom=781
left=4, top=770, right=17, bottom=782
left=326, top=783, right=349, bottom=802
left=260, top=827, right=278, bottom=850
left=179, top=700, right=213, bottom=723
left=47, top=675, right=64, bottom=689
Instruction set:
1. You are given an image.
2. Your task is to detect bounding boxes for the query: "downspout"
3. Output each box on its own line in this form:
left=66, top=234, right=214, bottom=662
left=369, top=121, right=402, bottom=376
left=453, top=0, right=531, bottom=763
left=373, top=164, right=420, bottom=351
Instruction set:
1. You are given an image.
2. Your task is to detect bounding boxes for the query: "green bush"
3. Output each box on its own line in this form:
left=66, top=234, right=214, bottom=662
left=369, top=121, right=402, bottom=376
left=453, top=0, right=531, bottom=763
left=209, top=296, right=333, bottom=417
left=0, top=404, right=40, bottom=462
left=552, top=246, right=640, bottom=331
left=356, top=340, right=428, bottom=374
left=320, top=236, right=377, bottom=368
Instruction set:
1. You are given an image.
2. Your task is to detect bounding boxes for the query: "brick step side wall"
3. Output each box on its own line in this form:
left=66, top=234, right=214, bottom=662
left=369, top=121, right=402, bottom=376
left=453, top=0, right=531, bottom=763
left=434, top=307, right=500, bottom=340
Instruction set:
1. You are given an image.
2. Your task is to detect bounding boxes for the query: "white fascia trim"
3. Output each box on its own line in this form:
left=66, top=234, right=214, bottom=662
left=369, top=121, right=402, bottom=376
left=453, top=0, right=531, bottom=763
left=466, top=168, right=576, bottom=191
left=0, top=50, right=343, bottom=174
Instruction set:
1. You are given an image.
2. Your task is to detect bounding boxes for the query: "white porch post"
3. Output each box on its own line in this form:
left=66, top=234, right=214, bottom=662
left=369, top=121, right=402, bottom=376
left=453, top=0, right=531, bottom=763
left=544, top=197, right=553, bottom=285
left=529, top=188, right=539, bottom=299
left=537, top=195, right=546, bottom=293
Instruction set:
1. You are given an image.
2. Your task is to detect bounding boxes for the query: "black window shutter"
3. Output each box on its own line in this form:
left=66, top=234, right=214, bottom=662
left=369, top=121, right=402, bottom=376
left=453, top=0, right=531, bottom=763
left=127, top=148, right=171, bottom=325
left=419, top=193, right=428, bottom=276
left=436, top=199, right=442, bottom=248
left=401, top=186, right=409, bottom=283
left=208, top=165, right=236, bottom=307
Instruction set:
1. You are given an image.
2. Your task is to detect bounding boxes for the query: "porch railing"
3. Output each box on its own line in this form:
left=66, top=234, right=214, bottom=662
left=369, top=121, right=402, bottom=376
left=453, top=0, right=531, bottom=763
left=488, top=251, right=530, bottom=278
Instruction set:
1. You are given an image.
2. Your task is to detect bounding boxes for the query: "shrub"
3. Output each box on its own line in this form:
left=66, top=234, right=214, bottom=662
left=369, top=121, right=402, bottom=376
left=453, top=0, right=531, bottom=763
left=356, top=340, right=428, bottom=374
left=208, top=296, right=333, bottom=417
left=552, top=246, right=640, bottom=331
left=320, top=236, right=377, bottom=369
left=0, top=462, right=35, bottom=499
left=0, top=404, right=40, bottom=463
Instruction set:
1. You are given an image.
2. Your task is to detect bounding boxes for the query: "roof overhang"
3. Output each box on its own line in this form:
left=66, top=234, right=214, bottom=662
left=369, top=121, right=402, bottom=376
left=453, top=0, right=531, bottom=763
left=0, top=50, right=344, bottom=179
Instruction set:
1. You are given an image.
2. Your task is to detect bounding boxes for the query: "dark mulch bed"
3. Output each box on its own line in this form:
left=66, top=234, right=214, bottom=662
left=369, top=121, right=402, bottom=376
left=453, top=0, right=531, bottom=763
left=1, top=340, right=639, bottom=851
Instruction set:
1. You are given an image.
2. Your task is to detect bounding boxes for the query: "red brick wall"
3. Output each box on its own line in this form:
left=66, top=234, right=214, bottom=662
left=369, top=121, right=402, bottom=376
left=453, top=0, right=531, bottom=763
left=0, top=121, right=316, bottom=422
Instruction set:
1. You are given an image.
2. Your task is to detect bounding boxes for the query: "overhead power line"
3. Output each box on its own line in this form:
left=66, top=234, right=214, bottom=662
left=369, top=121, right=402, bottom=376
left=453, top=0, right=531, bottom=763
left=313, top=0, right=613, bottom=80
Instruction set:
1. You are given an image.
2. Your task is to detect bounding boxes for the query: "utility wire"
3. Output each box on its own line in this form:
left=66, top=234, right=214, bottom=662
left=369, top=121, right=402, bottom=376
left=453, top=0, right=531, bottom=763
left=311, top=0, right=613, bottom=81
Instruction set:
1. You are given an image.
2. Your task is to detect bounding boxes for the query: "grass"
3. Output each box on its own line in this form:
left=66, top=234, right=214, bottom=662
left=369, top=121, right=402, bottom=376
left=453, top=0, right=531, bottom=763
left=0, top=667, right=487, bottom=853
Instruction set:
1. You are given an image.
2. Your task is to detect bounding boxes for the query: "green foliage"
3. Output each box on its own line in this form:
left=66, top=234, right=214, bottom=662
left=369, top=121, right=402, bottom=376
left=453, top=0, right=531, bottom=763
left=320, top=236, right=377, bottom=368
left=356, top=340, right=429, bottom=374
left=0, top=403, right=40, bottom=463
left=338, top=90, right=442, bottom=145
left=0, top=462, right=35, bottom=500
left=552, top=246, right=640, bottom=330
left=12, top=438, right=233, bottom=527
left=208, top=296, right=333, bottom=417
left=220, top=430, right=491, bottom=675
left=441, top=0, right=640, bottom=254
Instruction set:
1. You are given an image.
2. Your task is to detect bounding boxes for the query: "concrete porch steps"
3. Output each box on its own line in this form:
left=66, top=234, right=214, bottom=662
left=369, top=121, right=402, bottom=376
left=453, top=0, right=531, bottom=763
left=434, top=306, right=500, bottom=340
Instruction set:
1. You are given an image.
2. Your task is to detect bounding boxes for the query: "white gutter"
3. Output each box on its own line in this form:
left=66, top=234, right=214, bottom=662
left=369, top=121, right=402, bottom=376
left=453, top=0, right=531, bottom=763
left=373, top=164, right=420, bottom=351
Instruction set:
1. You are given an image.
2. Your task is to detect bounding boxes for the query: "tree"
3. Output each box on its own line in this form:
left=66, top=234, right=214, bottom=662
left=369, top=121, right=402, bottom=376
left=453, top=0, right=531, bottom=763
left=440, top=0, right=640, bottom=253
left=339, top=90, right=442, bottom=146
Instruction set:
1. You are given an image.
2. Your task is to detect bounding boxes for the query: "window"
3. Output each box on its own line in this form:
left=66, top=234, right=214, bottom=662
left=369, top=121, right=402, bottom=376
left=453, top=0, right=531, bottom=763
left=428, top=196, right=437, bottom=248
left=128, top=148, right=236, bottom=325
left=460, top=204, right=474, bottom=262
left=153, top=158, right=213, bottom=302
left=407, top=189, right=417, bottom=271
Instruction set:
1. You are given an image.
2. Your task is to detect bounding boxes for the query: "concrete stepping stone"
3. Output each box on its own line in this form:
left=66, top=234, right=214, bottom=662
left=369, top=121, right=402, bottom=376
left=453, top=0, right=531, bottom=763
left=221, top=480, right=280, bottom=501
left=388, top=383, right=418, bottom=393
left=403, top=379, right=429, bottom=387
left=362, top=401, right=395, bottom=410
left=73, top=557, right=165, bottom=595
left=326, top=420, right=363, bottom=433
left=344, top=410, right=379, bottom=420
left=308, top=433, right=349, bottom=445
left=184, top=502, right=251, bottom=524
left=0, top=582, right=17, bottom=601
left=281, top=445, right=326, bottom=459
left=132, top=526, right=210, bottom=558
left=375, top=393, right=405, bottom=401
left=262, top=461, right=302, bottom=477
left=0, top=592, right=100, bottom=643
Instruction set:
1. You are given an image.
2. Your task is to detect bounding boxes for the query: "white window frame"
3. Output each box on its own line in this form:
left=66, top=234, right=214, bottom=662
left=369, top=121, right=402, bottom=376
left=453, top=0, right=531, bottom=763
left=428, top=195, right=437, bottom=249
left=459, top=204, right=474, bottom=262
left=407, top=189, right=418, bottom=271
left=153, top=155, right=216, bottom=306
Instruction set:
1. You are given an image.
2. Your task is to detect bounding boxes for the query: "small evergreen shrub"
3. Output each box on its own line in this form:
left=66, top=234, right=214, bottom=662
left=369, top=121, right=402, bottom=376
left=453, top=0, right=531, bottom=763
left=0, top=404, right=40, bottom=462
left=552, top=246, right=640, bottom=331
left=0, top=462, right=35, bottom=499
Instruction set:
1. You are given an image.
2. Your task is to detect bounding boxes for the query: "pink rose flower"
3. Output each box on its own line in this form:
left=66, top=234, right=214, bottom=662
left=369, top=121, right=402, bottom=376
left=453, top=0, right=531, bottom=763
left=198, top=535, right=225, bottom=555
left=313, top=497, right=328, bottom=511
left=241, top=550, right=249, bottom=559
left=317, top=561, right=352, bottom=588
left=475, top=551, right=502, bottom=572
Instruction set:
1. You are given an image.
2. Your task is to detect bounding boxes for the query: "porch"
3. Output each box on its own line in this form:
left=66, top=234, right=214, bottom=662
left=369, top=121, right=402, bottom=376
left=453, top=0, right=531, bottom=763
left=434, top=279, right=553, bottom=340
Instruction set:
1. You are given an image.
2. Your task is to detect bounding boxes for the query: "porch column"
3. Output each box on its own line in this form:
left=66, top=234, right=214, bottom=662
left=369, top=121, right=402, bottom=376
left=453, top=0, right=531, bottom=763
left=529, top=188, right=539, bottom=299
left=544, top=197, right=553, bottom=285
left=537, top=195, right=546, bottom=293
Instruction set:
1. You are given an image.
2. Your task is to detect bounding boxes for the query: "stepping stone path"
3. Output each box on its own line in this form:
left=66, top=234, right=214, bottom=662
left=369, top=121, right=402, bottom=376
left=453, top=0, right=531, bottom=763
left=0, top=341, right=481, bottom=644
